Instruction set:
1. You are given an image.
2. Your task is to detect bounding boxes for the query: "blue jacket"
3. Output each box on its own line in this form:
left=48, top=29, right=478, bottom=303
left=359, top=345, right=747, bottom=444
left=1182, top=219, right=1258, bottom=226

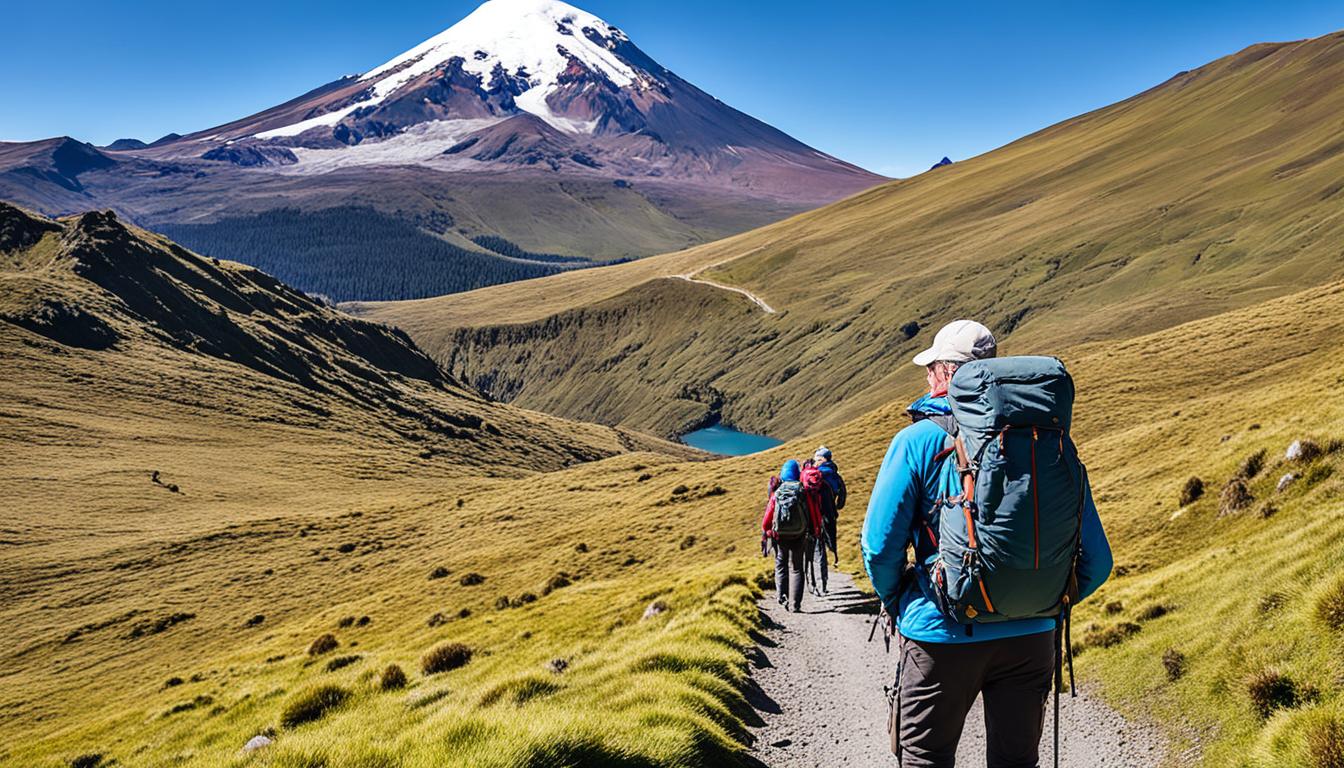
left=861, top=394, right=1113, bottom=643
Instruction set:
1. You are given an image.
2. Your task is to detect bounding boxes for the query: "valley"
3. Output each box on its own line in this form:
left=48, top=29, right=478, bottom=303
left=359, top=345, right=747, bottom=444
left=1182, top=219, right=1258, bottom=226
left=361, top=29, right=1344, bottom=441
left=5, top=8, right=1344, bottom=768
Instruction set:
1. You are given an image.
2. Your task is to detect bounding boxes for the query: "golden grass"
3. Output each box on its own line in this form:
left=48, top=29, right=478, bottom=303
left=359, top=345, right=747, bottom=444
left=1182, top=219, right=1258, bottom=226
left=360, top=30, right=1344, bottom=440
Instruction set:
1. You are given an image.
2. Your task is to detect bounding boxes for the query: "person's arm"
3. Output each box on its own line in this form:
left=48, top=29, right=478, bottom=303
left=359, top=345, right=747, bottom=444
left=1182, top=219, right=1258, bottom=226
left=761, top=496, right=776, bottom=536
left=861, top=432, right=923, bottom=609
left=1074, top=467, right=1113, bottom=602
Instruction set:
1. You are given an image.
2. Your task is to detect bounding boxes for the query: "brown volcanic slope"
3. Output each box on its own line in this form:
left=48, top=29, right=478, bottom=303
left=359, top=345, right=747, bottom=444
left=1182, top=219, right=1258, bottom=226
left=362, top=29, right=1344, bottom=438
left=0, top=202, right=684, bottom=556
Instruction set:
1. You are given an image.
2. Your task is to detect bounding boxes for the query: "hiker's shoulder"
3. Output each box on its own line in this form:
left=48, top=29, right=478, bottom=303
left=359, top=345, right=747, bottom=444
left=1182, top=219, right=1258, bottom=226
left=894, top=417, right=947, bottom=446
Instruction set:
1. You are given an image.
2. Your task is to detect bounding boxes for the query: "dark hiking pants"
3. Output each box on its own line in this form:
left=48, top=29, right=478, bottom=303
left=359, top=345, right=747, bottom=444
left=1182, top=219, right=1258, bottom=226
left=898, top=631, right=1054, bottom=768
left=805, top=534, right=829, bottom=593
left=772, top=536, right=806, bottom=610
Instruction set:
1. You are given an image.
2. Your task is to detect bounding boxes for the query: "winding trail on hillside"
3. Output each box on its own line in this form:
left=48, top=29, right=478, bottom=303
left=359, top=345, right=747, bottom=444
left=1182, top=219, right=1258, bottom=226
left=670, top=274, right=777, bottom=313
left=746, top=571, right=1166, bottom=767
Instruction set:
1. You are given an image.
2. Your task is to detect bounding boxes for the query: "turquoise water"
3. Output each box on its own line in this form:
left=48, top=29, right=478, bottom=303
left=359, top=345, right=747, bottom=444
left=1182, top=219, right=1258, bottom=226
left=680, top=424, right=783, bottom=456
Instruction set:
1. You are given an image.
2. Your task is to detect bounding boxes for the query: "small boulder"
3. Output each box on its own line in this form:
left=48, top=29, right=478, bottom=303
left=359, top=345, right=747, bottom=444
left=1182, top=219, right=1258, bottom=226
left=242, top=734, right=273, bottom=753
left=642, top=599, right=669, bottom=621
left=1277, top=473, right=1297, bottom=493
left=1286, top=440, right=1322, bottom=463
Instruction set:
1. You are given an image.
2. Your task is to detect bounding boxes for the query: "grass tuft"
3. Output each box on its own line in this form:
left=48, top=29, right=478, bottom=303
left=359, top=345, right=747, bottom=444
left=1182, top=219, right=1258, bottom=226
left=325, top=654, right=361, bottom=672
left=307, top=633, right=338, bottom=656
left=1316, top=574, right=1344, bottom=631
left=1083, top=622, right=1141, bottom=649
left=1236, top=449, right=1267, bottom=480
left=1219, top=477, right=1253, bottom=516
left=1162, top=648, right=1186, bottom=681
left=1136, top=603, right=1173, bottom=622
left=1307, top=714, right=1344, bottom=768
left=421, top=642, right=472, bottom=675
left=379, top=664, right=407, bottom=691
left=280, top=684, right=350, bottom=729
left=1247, top=669, right=1298, bottom=719
left=541, top=573, right=571, bottom=595
left=1179, top=476, right=1204, bottom=506
left=70, top=754, right=103, bottom=768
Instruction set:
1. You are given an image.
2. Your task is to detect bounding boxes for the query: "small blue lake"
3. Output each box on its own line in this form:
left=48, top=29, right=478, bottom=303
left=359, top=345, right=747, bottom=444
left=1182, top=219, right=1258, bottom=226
left=680, top=424, right=783, bottom=456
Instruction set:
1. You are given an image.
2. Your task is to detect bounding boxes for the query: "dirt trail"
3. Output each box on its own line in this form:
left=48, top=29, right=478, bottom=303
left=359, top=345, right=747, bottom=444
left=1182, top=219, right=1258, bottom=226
left=670, top=274, right=777, bottom=313
left=747, top=571, right=1166, bottom=767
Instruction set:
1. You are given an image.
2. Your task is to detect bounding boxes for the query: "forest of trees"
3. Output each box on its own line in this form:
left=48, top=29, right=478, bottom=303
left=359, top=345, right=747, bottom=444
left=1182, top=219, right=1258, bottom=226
left=469, top=235, right=590, bottom=264
left=161, top=207, right=564, bottom=302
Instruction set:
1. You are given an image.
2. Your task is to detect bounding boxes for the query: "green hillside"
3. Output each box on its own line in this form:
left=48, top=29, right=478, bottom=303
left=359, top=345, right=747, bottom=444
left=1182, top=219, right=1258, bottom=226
left=361, top=29, right=1344, bottom=440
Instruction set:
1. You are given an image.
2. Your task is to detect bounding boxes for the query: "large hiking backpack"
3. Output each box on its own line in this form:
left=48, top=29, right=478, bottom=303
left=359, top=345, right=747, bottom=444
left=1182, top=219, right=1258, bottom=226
left=927, top=356, right=1086, bottom=625
left=772, top=480, right=808, bottom=539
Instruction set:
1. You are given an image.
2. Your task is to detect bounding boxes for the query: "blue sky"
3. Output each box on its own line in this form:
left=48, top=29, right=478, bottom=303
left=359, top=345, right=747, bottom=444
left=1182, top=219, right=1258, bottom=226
left=4, top=1, right=1340, bottom=177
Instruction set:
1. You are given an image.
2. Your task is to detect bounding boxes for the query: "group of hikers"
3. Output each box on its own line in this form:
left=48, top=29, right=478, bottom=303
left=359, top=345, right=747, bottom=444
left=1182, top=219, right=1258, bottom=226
left=757, top=319, right=1113, bottom=768
left=758, top=445, right=847, bottom=611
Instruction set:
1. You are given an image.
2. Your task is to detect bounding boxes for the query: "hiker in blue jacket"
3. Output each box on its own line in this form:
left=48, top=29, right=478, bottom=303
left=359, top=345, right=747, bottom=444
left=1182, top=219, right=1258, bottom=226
left=861, top=320, right=1113, bottom=768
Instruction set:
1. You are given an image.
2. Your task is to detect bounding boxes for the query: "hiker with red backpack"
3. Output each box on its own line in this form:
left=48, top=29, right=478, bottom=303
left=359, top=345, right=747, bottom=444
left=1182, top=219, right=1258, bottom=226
left=860, top=320, right=1113, bottom=768
left=804, top=446, right=846, bottom=595
left=762, top=459, right=823, bottom=612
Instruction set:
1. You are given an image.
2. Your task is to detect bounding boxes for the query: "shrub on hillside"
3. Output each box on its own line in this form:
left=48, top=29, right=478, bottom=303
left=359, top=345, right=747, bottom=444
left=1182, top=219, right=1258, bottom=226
left=494, top=596, right=511, bottom=610
left=679, top=535, right=697, bottom=550
left=280, top=684, right=350, bottom=728
left=379, top=664, right=408, bottom=691
left=1162, top=648, right=1186, bottom=681
left=308, top=633, right=338, bottom=656
left=1219, top=478, right=1253, bottom=516
left=1247, top=669, right=1298, bottom=719
left=70, top=754, right=104, bottom=768
left=1179, top=477, right=1204, bottom=506
left=1103, top=601, right=1123, bottom=615
left=1237, top=449, right=1268, bottom=480
left=1307, top=714, right=1344, bottom=768
left=1316, top=575, right=1344, bottom=631
left=337, top=616, right=355, bottom=628
left=460, top=572, right=485, bottom=586
left=421, top=642, right=472, bottom=675
left=509, top=592, right=537, bottom=608
left=429, top=566, right=450, bottom=580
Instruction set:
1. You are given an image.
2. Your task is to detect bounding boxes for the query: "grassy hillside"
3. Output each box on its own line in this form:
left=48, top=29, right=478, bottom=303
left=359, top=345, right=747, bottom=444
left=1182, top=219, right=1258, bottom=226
left=361, top=29, right=1344, bottom=440
left=4, top=198, right=1344, bottom=765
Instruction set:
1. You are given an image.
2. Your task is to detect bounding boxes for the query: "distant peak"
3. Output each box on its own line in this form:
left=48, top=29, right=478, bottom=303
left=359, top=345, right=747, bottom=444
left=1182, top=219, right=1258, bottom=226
left=930, top=156, right=953, bottom=171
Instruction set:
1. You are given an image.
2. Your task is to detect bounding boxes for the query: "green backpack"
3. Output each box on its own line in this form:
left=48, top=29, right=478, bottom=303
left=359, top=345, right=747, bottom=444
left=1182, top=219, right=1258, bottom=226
left=772, top=481, right=808, bottom=539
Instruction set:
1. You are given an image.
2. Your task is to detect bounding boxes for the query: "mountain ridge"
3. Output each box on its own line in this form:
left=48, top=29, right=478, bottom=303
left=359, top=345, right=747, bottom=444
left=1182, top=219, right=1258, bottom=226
left=362, top=27, right=1344, bottom=438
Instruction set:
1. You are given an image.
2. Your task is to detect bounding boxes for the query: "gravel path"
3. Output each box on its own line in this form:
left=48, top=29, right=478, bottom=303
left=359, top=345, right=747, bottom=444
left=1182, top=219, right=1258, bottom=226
left=746, top=571, right=1167, bottom=767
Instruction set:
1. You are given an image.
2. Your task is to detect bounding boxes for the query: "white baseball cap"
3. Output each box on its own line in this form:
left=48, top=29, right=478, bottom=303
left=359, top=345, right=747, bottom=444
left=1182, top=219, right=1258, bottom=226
left=912, top=320, right=997, bottom=366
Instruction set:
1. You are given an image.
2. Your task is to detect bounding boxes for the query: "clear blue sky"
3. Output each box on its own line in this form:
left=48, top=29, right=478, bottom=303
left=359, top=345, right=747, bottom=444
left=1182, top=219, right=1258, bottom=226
left=4, top=1, right=1340, bottom=177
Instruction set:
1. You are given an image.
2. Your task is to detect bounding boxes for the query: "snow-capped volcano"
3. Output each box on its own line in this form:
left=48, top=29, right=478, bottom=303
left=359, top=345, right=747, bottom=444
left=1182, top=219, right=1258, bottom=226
left=258, top=0, right=652, bottom=139
left=0, top=0, right=883, bottom=301
left=173, top=0, right=879, bottom=197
